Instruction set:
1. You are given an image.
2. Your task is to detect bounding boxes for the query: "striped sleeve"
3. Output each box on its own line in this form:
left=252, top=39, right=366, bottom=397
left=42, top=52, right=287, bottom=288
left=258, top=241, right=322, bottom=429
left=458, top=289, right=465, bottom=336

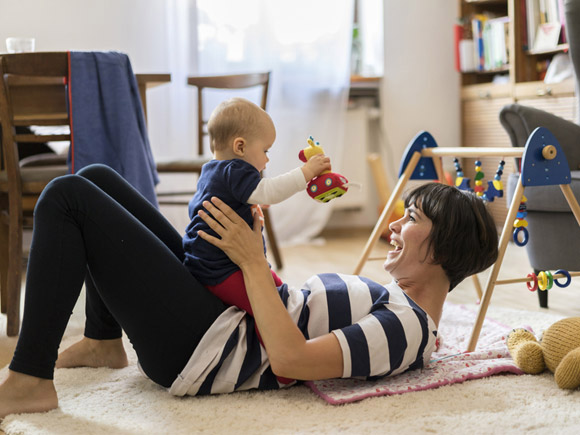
left=332, top=284, right=435, bottom=379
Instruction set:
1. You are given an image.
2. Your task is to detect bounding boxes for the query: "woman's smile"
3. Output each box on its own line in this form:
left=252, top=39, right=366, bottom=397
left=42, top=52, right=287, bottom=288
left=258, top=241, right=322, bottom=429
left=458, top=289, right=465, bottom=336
left=387, top=239, right=402, bottom=257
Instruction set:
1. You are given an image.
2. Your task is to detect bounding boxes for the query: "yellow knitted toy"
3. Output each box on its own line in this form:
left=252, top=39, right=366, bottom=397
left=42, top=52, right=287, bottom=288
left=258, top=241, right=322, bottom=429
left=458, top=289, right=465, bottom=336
left=506, top=317, right=580, bottom=389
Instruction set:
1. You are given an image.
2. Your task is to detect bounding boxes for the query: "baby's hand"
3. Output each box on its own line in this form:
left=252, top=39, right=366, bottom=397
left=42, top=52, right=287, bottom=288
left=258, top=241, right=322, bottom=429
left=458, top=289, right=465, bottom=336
left=301, top=154, right=331, bottom=181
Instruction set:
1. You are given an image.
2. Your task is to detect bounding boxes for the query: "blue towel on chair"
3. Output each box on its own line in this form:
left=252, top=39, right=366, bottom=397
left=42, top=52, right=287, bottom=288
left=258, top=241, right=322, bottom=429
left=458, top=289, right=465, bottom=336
left=68, top=51, right=159, bottom=207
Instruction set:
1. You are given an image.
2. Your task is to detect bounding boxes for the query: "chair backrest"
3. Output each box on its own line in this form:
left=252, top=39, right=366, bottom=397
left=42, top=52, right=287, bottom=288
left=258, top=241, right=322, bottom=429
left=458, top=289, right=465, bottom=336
left=0, top=52, right=71, bottom=201
left=187, top=72, right=270, bottom=155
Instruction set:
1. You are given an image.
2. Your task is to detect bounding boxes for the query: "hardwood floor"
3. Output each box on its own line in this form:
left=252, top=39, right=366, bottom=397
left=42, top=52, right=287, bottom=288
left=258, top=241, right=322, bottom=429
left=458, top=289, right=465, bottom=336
left=1, top=227, right=579, bottom=375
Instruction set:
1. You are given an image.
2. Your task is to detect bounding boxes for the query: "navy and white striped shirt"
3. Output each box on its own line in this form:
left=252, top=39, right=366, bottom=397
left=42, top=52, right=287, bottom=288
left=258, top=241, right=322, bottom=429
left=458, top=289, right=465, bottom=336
left=169, top=273, right=438, bottom=396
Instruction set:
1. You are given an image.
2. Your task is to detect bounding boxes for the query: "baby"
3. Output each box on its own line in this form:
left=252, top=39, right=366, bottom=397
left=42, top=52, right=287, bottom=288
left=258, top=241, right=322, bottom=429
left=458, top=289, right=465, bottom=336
left=183, top=97, right=330, bottom=330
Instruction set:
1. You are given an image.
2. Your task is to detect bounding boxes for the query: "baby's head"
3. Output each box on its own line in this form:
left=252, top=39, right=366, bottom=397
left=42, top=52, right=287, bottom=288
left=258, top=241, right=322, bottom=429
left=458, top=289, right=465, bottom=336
left=208, top=97, right=276, bottom=171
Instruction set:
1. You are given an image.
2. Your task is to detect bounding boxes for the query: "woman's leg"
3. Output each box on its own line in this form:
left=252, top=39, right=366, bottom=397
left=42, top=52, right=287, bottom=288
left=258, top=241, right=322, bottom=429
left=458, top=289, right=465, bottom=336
left=73, top=164, right=227, bottom=386
left=9, top=165, right=225, bottom=387
left=76, top=164, right=186, bottom=343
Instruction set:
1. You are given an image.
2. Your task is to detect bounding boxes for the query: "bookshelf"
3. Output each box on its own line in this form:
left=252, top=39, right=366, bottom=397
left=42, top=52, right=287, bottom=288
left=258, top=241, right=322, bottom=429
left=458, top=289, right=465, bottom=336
left=457, top=0, right=577, bottom=225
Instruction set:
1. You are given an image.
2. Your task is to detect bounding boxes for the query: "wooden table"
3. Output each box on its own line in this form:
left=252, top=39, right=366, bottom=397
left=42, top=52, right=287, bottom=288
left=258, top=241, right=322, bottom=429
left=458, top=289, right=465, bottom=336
left=135, top=74, right=171, bottom=122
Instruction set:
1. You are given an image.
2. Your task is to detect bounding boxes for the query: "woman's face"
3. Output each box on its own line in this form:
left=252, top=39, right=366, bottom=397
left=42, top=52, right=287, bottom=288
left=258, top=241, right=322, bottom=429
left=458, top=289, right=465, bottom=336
left=383, top=204, right=434, bottom=279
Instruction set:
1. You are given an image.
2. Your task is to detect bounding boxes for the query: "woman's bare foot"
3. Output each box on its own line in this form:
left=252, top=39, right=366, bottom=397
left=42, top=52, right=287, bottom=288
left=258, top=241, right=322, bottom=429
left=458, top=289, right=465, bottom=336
left=0, top=370, right=58, bottom=418
left=56, top=337, right=128, bottom=369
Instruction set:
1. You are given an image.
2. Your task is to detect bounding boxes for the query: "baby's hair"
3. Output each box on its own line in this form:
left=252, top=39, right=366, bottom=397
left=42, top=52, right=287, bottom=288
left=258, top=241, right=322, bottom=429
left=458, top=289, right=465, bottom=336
left=207, top=97, right=269, bottom=153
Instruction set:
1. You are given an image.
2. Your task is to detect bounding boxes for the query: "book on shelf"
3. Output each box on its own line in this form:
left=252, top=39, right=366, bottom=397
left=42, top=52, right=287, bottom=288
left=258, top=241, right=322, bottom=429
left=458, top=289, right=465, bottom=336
left=459, top=40, right=476, bottom=72
left=468, top=14, right=509, bottom=72
left=557, top=0, right=566, bottom=44
left=533, top=22, right=561, bottom=52
left=524, top=0, right=567, bottom=51
left=472, top=14, right=487, bottom=71
left=454, top=23, right=463, bottom=72
left=526, top=0, right=541, bottom=50
left=520, top=0, right=529, bottom=51
left=486, top=16, right=510, bottom=70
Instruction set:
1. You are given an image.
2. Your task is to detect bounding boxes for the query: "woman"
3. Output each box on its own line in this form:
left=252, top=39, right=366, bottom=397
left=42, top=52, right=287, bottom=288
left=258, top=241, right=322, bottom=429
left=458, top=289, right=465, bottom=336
left=0, top=164, right=498, bottom=417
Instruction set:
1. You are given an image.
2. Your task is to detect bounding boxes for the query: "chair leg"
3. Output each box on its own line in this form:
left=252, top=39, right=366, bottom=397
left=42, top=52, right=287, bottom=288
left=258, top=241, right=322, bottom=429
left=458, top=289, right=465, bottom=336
left=533, top=268, right=548, bottom=308
left=262, top=207, right=283, bottom=270
left=0, top=220, right=8, bottom=314
left=6, top=210, right=23, bottom=336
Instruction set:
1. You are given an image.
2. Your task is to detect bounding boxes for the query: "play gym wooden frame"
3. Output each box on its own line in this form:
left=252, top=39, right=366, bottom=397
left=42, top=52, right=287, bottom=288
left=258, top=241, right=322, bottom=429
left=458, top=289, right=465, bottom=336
left=354, top=128, right=580, bottom=352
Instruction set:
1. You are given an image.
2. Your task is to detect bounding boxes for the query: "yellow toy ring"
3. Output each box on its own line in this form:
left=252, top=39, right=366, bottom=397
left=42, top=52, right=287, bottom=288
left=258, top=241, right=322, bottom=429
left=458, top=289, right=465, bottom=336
left=537, top=271, right=548, bottom=291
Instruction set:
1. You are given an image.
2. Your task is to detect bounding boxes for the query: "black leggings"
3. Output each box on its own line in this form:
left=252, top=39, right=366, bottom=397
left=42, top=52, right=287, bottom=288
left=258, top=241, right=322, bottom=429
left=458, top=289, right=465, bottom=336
left=9, top=164, right=226, bottom=388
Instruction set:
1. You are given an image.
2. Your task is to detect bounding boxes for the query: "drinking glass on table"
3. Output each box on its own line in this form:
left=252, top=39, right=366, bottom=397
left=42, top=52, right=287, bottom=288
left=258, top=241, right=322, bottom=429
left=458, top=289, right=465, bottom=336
left=6, top=37, right=35, bottom=53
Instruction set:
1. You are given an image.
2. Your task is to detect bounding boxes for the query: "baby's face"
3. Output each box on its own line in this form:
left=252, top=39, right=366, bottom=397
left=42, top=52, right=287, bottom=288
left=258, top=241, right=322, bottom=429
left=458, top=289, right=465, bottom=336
left=242, top=116, right=276, bottom=172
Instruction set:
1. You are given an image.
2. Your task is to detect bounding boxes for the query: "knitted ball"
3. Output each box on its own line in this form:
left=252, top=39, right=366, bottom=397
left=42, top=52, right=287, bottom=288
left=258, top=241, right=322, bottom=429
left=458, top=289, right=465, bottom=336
left=542, top=317, right=580, bottom=373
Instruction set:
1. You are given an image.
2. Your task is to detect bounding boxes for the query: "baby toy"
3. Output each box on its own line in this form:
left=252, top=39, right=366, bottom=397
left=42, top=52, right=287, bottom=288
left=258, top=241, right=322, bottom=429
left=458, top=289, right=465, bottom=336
left=513, top=195, right=529, bottom=246
left=298, top=136, right=348, bottom=203
left=452, top=158, right=505, bottom=202
left=506, top=317, right=580, bottom=389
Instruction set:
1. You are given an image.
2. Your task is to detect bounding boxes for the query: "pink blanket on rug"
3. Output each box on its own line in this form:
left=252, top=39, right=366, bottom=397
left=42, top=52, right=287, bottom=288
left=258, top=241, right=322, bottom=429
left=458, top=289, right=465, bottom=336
left=305, top=303, right=524, bottom=404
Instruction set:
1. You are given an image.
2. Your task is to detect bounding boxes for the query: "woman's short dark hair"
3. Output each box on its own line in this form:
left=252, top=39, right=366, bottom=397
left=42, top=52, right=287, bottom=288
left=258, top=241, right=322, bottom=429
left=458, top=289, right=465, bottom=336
left=404, top=183, right=499, bottom=291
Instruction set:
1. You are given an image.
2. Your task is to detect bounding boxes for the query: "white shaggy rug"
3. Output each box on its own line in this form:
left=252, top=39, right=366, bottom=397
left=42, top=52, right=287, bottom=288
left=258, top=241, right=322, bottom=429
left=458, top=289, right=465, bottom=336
left=1, top=303, right=580, bottom=435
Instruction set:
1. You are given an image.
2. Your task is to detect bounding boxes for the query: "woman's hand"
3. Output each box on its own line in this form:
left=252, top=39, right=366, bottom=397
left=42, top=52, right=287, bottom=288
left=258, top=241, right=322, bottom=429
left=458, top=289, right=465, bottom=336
left=197, top=197, right=265, bottom=269
left=198, top=197, right=343, bottom=381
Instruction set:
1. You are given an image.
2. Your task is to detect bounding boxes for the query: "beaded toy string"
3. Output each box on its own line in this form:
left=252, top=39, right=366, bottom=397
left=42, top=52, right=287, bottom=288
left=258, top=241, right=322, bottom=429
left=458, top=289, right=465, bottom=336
left=452, top=157, right=577, bottom=293
left=513, top=195, right=528, bottom=246
left=452, top=158, right=505, bottom=203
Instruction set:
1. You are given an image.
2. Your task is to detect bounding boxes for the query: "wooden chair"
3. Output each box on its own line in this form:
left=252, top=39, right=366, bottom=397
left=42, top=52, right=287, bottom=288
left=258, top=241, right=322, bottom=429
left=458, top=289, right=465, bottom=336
left=0, top=52, right=168, bottom=336
left=155, top=72, right=283, bottom=269
left=189, top=73, right=270, bottom=156
left=0, top=52, right=71, bottom=336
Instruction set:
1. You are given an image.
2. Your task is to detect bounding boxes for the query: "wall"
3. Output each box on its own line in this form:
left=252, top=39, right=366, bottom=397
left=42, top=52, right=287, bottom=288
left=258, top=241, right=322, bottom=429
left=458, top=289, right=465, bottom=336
left=0, top=0, right=169, bottom=70
left=327, top=0, right=460, bottom=230
left=381, top=1, right=460, bottom=186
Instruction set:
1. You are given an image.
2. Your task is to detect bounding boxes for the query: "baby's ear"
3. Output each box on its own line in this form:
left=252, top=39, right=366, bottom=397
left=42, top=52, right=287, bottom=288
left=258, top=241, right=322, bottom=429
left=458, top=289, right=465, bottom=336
left=232, top=137, right=245, bottom=156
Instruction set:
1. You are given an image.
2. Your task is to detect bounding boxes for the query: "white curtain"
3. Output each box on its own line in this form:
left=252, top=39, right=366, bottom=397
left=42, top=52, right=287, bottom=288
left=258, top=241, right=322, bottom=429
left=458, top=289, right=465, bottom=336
left=146, top=0, right=197, bottom=160
left=196, top=0, right=354, bottom=245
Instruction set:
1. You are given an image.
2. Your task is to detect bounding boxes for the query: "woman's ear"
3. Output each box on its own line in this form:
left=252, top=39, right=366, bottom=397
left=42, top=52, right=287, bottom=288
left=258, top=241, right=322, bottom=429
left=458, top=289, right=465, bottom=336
left=232, top=137, right=245, bottom=157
